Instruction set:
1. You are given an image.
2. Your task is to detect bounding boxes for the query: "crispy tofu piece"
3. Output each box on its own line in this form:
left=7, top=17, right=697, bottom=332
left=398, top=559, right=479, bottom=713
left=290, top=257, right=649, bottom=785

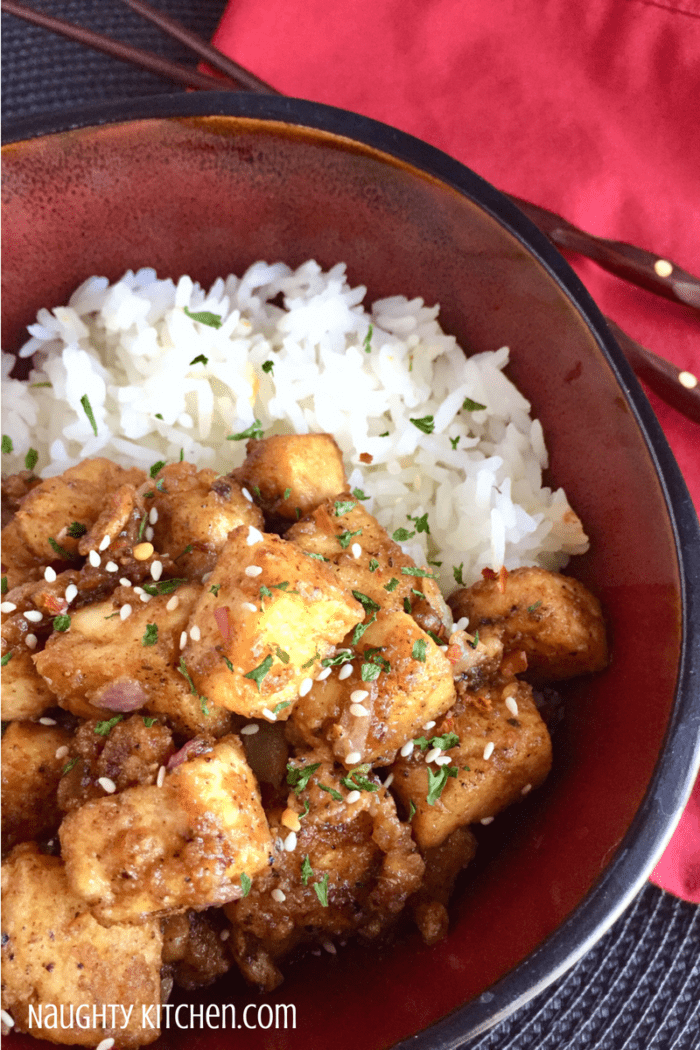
left=1, top=843, right=162, bottom=1046
left=1, top=646, right=57, bottom=720
left=291, top=610, right=456, bottom=766
left=392, top=679, right=552, bottom=849
left=161, top=910, right=231, bottom=990
left=183, top=526, right=363, bottom=719
left=150, top=462, right=264, bottom=575
left=59, top=734, right=272, bottom=924
left=234, top=433, right=346, bottom=521
left=1, top=721, right=71, bottom=850
left=14, top=458, right=146, bottom=562
left=1, top=519, right=43, bottom=591
left=33, top=582, right=230, bottom=735
left=225, top=756, right=423, bottom=989
left=448, top=566, right=608, bottom=683
left=411, top=826, right=478, bottom=945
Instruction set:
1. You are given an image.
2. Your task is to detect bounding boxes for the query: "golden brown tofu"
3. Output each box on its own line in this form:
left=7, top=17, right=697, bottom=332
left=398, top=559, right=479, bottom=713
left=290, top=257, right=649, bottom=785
left=149, top=462, right=264, bottom=576
left=161, top=910, right=231, bottom=990
left=1, top=647, right=57, bottom=720
left=291, top=610, right=456, bottom=767
left=1, top=519, right=43, bottom=591
left=392, top=679, right=552, bottom=849
left=225, top=756, right=423, bottom=990
left=448, top=566, right=608, bottom=683
left=234, top=433, right=347, bottom=521
left=411, top=826, right=478, bottom=945
left=1, top=843, right=162, bottom=1046
left=183, top=526, right=363, bottom=719
left=60, top=734, right=272, bottom=924
left=14, top=458, right=146, bottom=562
left=1, top=721, right=71, bottom=850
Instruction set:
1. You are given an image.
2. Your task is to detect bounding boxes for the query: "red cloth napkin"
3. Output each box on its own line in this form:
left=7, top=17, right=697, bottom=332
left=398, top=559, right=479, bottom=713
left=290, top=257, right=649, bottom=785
left=212, top=0, right=700, bottom=901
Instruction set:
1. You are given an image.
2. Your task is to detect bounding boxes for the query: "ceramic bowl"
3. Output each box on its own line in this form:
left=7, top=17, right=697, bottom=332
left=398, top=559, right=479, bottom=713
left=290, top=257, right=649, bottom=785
left=2, top=93, right=700, bottom=1050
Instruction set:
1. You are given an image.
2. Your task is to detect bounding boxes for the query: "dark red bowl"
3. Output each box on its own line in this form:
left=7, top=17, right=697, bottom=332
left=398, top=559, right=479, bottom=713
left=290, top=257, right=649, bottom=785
left=3, top=94, right=700, bottom=1049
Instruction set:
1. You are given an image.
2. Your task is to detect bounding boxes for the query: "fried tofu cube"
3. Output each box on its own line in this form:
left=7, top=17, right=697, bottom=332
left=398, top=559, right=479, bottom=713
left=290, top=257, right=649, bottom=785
left=1, top=721, right=72, bottom=849
left=448, top=566, right=608, bottom=683
left=14, top=458, right=146, bottom=561
left=182, top=526, right=363, bottom=719
left=392, top=679, right=552, bottom=849
left=234, top=433, right=346, bottom=520
left=1, top=843, right=162, bottom=1046
left=59, top=734, right=272, bottom=925
left=1, top=646, right=57, bottom=720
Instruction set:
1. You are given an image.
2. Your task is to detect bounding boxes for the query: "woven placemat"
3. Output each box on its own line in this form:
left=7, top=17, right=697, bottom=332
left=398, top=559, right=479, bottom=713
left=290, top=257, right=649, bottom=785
left=2, top=4, right=699, bottom=1048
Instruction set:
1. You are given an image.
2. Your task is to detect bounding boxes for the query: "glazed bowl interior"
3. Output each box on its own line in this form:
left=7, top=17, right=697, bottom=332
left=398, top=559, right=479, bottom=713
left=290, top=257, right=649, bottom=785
left=2, top=94, right=699, bottom=1050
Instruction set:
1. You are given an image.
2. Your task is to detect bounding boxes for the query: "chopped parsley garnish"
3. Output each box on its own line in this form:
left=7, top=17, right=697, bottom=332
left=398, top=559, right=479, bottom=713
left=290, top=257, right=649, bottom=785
left=301, top=647, right=320, bottom=670
left=189, top=353, right=209, bottom=366
left=360, top=661, right=382, bottom=682
left=453, top=563, right=465, bottom=586
left=318, top=783, right=343, bottom=801
left=80, top=394, right=98, bottom=436
left=240, top=872, right=252, bottom=897
left=352, top=488, right=370, bottom=501
left=450, top=436, right=460, bottom=450
left=527, top=601, right=543, bottom=612
left=62, top=756, right=79, bottom=777
left=304, top=551, right=330, bottom=561
left=408, top=799, right=416, bottom=820
left=53, top=614, right=71, bottom=632
left=300, top=798, right=310, bottom=819
left=286, top=761, right=321, bottom=794
left=361, top=648, right=390, bottom=681
left=244, top=654, right=273, bottom=692
left=184, top=306, right=222, bottom=328
left=137, top=513, right=148, bottom=541
left=142, top=623, right=158, bottom=646
left=351, top=611, right=377, bottom=645
left=428, top=559, right=442, bottom=568
left=274, top=646, right=290, bottom=664
left=401, top=567, right=437, bottom=579
left=1, top=435, right=13, bottom=453
left=321, top=650, right=354, bottom=667
left=199, top=695, right=210, bottom=716
left=155, top=413, right=164, bottom=421
left=403, top=597, right=412, bottom=614
left=48, top=537, right=74, bottom=561
left=1, top=577, right=7, bottom=594
left=261, top=360, right=275, bottom=374
left=156, top=476, right=167, bottom=491
left=67, top=521, right=87, bottom=538
left=209, top=584, right=221, bottom=596
left=351, top=591, right=380, bottom=614
left=415, top=731, right=460, bottom=752
left=227, top=420, right=263, bottom=441
left=283, top=487, right=291, bottom=500
left=301, top=855, right=314, bottom=885
left=177, top=658, right=210, bottom=715
left=426, top=765, right=458, bottom=805
left=1, top=652, right=13, bottom=667
left=142, top=578, right=186, bottom=596
left=252, top=485, right=262, bottom=497
left=222, top=655, right=235, bottom=673
left=368, top=558, right=379, bottom=573
left=462, top=397, right=487, bottom=412
left=30, top=381, right=52, bottom=388
left=313, top=872, right=330, bottom=907
left=94, top=715, right=124, bottom=736
left=174, top=544, right=193, bottom=561
left=272, top=700, right=291, bottom=715
left=409, top=415, right=435, bottom=435
left=24, top=448, right=38, bottom=471
left=392, top=527, right=415, bottom=542
left=407, top=512, right=430, bottom=534
left=334, top=499, right=357, bottom=517
left=469, top=630, right=480, bottom=649
left=149, top=460, right=166, bottom=479
left=378, top=431, right=390, bottom=437
left=143, top=716, right=158, bottom=727
left=270, top=581, right=299, bottom=593
left=384, top=577, right=399, bottom=592
left=340, top=764, right=378, bottom=793
left=362, top=324, right=373, bottom=353
left=412, top=638, right=428, bottom=662
left=338, top=528, right=362, bottom=549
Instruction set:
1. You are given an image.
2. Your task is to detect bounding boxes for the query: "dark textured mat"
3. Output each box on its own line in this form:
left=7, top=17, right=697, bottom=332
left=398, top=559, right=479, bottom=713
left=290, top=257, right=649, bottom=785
left=2, top=4, right=699, bottom=1048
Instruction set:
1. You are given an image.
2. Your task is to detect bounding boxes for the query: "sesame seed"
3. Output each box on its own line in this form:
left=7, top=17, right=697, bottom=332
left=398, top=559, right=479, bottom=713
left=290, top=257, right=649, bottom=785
left=220, top=929, right=230, bottom=941
left=179, top=631, right=187, bottom=650
left=316, top=666, right=332, bottom=681
left=240, top=724, right=259, bottom=735
left=521, top=783, right=532, bottom=795
left=275, top=837, right=285, bottom=852
left=105, top=561, right=119, bottom=572
left=88, top=550, right=101, bottom=568
left=426, top=747, right=441, bottom=763
left=150, top=560, right=163, bottom=581
left=149, top=507, right=159, bottom=525
left=423, top=720, right=436, bottom=730
left=189, top=625, right=201, bottom=642
left=139, top=593, right=151, bottom=603
left=65, top=584, right=78, bottom=603
left=345, top=790, right=361, bottom=804
left=654, top=258, right=673, bottom=277
left=157, top=765, right=166, bottom=787
left=384, top=773, right=394, bottom=788
left=454, top=616, right=469, bottom=631
left=246, top=525, right=263, bottom=546
left=1, top=1011, right=15, bottom=1029
left=435, top=754, right=452, bottom=766
left=480, top=816, right=494, bottom=825
left=119, top=577, right=132, bottom=587
left=145, top=526, right=154, bottom=542
left=400, top=741, right=415, bottom=758
left=133, top=586, right=144, bottom=595
left=25, top=633, right=38, bottom=649
left=1, top=602, right=17, bottom=614
left=242, top=487, right=253, bottom=503
left=350, top=689, right=369, bottom=703
left=55, top=745, right=69, bottom=759
left=96, top=1039, right=115, bottom=1050
left=338, top=664, right=353, bottom=681
left=483, top=741, right=495, bottom=760
left=284, top=832, right=298, bottom=852
left=345, top=751, right=362, bottom=765
left=99, top=534, right=111, bottom=551
left=133, top=542, right=154, bottom=561
left=244, top=564, right=262, bottom=577
left=272, top=888, right=286, bottom=903
left=25, top=610, right=43, bottom=623
left=44, top=566, right=57, bottom=583
left=505, top=696, right=519, bottom=717
left=242, top=602, right=257, bottom=613
left=351, top=542, right=362, bottom=559
left=299, top=677, right=313, bottom=697
left=98, top=777, right=116, bottom=794
left=38, top=717, right=57, bottom=726
left=120, top=604, right=132, bottom=621
left=262, top=708, right=277, bottom=722
left=166, top=595, right=179, bottom=612
left=350, top=703, right=369, bottom=717
left=679, top=370, right=699, bottom=389
left=323, top=941, right=336, bottom=955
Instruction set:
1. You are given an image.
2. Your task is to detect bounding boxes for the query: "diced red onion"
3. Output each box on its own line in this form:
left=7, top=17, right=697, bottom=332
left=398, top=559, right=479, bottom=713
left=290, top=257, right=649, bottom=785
left=214, top=606, right=232, bottom=644
left=95, top=679, right=147, bottom=712
left=167, top=737, right=209, bottom=770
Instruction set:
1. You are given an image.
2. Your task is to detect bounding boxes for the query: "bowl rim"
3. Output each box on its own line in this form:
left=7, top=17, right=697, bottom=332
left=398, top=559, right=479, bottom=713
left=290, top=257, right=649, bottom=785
left=3, top=91, right=700, bottom=1047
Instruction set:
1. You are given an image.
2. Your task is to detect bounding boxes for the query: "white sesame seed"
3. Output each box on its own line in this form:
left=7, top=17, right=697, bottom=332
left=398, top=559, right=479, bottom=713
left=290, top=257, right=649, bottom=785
left=284, top=832, right=298, bottom=852
left=679, top=370, right=699, bottom=390
left=166, top=595, right=179, bottom=612
left=323, top=940, right=336, bottom=955
left=65, top=584, right=78, bottom=603
left=240, top=724, right=259, bottom=735
left=150, top=560, right=163, bottom=581
left=426, top=747, right=441, bottom=763
left=262, top=708, right=277, bottom=722
left=157, top=765, right=166, bottom=787
left=351, top=542, right=362, bottom=559
left=242, top=602, right=257, bottom=613
left=55, top=745, right=69, bottom=759
left=316, top=666, right=332, bottom=681
left=350, top=689, right=369, bottom=703
left=439, top=644, right=449, bottom=651
left=25, top=633, right=38, bottom=649
left=99, top=534, right=111, bottom=551
left=350, top=703, right=369, bottom=717
left=521, top=783, right=533, bottom=795
left=44, top=566, right=57, bottom=583
left=480, top=816, right=494, bottom=825
left=38, top=716, right=57, bottom=726
left=189, top=625, right=201, bottom=642
left=145, top=526, right=154, bottom=542
left=1, top=1011, right=15, bottom=1029
left=220, top=929, right=230, bottom=941
left=139, top=593, right=151, bottom=603
left=454, top=616, right=469, bottom=631
left=435, top=755, right=452, bottom=766
left=246, top=525, right=263, bottom=546
left=346, top=789, right=361, bottom=804
left=1, top=602, right=17, bottom=614
left=119, top=577, right=132, bottom=588
left=271, top=888, right=286, bottom=903
left=483, top=741, right=495, bottom=760
left=98, top=777, right=116, bottom=794
left=244, top=564, right=263, bottom=576
left=384, top=773, right=394, bottom=788
left=654, top=258, right=673, bottom=277
left=242, top=487, right=253, bottom=503
left=299, top=677, right=314, bottom=697
left=120, top=604, right=132, bottom=621
left=88, top=550, right=101, bottom=568
left=505, top=696, right=519, bottom=717
left=179, top=631, right=187, bottom=650
left=423, top=720, right=436, bottom=730
left=25, top=610, right=43, bottom=623
left=96, top=1039, right=115, bottom=1050
left=133, top=586, right=144, bottom=594
left=338, top=664, right=353, bottom=681
left=400, top=741, right=415, bottom=758
left=345, top=751, right=362, bottom=765
left=149, top=507, right=159, bottom=525
left=105, top=561, right=119, bottom=572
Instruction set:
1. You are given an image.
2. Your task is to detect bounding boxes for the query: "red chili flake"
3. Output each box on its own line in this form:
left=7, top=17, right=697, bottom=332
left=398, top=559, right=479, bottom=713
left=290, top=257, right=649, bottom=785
left=213, top=606, right=232, bottom=644
left=359, top=452, right=373, bottom=464
left=42, top=593, right=69, bottom=616
left=446, top=643, right=463, bottom=665
left=481, top=567, right=498, bottom=580
left=498, top=566, right=508, bottom=593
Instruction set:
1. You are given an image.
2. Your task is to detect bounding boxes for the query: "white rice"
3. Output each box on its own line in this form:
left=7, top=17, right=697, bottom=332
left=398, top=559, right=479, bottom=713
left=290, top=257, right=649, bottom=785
left=1, top=260, right=588, bottom=590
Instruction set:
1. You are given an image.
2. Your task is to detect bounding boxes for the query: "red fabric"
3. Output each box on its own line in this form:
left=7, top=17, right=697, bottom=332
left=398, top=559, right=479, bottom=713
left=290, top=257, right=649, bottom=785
left=212, top=0, right=700, bottom=901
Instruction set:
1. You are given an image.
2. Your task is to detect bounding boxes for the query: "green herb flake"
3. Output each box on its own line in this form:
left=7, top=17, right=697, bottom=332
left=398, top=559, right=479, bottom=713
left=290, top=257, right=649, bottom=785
left=199, top=695, right=210, bottom=716
left=227, top=420, right=263, bottom=441
left=272, top=700, right=291, bottom=715
left=143, top=716, right=158, bottom=727
left=244, top=654, right=274, bottom=692
left=253, top=485, right=262, bottom=498
left=1, top=435, right=13, bottom=454
left=368, top=558, right=379, bottom=573
left=412, top=638, right=428, bottom=662
left=149, top=460, right=166, bottom=479
left=450, top=436, right=460, bottom=450
left=360, top=661, right=382, bottom=683
left=352, top=488, right=370, bottom=501
left=318, top=783, right=343, bottom=801
left=283, top=487, right=291, bottom=501
left=462, top=397, right=487, bottom=412
left=1, top=652, right=13, bottom=667
left=362, top=323, right=373, bottom=353
left=142, top=578, right=187, bottom=597
left=80, top=394, right=98, bottom=436
left=378, top=431, right=390, bottom=437
left=62, top=756, right=79, bottom=777
left=321, top=650, right=354, bottom=668
left=430, top=732, right=460, bottom=751
left=30, top=381, right=52, bottom=388
left=334, top=499, right=357, bottom=517
left=527, top=600, right=543, bottom=612
left=53, top=614, right=71, bottom=633
left=1, top=577, right=7, bottom=595
left=142, top=623, right=158, bottom=647
left=301, top=855, right=314, bottom=885
left=338, top=528, right=363, bottom=549
left=209, top=584, right=221, bottom=596
left=351, top=591, right=380, bottom=614
left=304, top=551, right=330, bottom=562
left=222, top=655, right=235, bottom=674
left=261, top=360, right=274, bottom=374
left=270, top=581, right=298, bottom=593
left=137, top=513, right=148, bottom=541
left=403, top=597, right=412, bottom=614
left=174, top=544, right=193, bottom=562
left=407, top=512, right=430, bottom=535
left=413, top=736, right=431, bottom=751
left=351, top=612, right=377, bottom=646
left=392, top=527, right=415, bottom=542
left=184, top=306, right=222, bottom=329
left=274, top=646, right=290, bottom=665
left=300, top=798, right=310, bottom=819
left=66, top=521, right=87, bottom=538
left=286, top=761, right=321, bottom=795
left=94, top=715, right=124, bottom=736
left=155, top=413, right=164, bottom=421
left=469, top=630, right=480, bottom=649
left=408, top=799, right=416, bottom=820
left=453, top=563, right=465, bottom=586
left=48, top=537, right=74, bottom=561
left=240, top=872, right=252, bottom=897
left=156, top=476, right=168, bottom=490
left=178, top=658, right=198, bottom=695
left=189, top=353, right=209, bottom=366
left=24, top=448, right=39, bottom=471
left=340, top=764, right=378, bottom=793
left=301, top=647, right=320, bottom=671
left=400, top=567, right=437, bottom=579
left=428, top=559, right=442, bottom=568
left=313, top=872, right=330, bottom=907
left=384, top=577, right=399, bottom=592
left=426, top=764, right=458, bottom=806
left=409, top=415, right=435, bottom=435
